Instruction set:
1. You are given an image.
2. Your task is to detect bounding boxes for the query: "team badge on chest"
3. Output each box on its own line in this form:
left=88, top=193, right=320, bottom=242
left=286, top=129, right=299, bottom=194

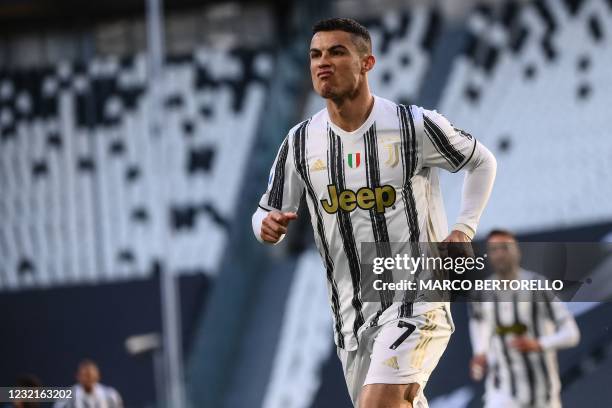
left=347, top=152, right=361, bottom=168
left=384, top=143, right=400, bottom=168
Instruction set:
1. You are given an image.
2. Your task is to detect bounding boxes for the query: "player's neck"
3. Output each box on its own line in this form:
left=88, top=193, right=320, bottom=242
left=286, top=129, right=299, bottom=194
left=326, top=87, right=374, bottom=133
left=495, top=266, right=520, bottom=280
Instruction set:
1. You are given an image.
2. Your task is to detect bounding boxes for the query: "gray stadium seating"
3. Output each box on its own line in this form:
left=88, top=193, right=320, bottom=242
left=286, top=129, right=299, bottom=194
left=438, top=0, right=612, bottom=234
left=0, top=47, right=272, bottom=290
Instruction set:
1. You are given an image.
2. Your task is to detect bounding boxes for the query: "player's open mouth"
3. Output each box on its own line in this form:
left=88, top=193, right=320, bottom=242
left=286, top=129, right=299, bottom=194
left=318, top=71, right=333, bottom=79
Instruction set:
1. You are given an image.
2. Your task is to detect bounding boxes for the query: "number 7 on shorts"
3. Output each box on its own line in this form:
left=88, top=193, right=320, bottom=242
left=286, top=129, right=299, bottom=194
left=389, top=321, right=416, bottom=350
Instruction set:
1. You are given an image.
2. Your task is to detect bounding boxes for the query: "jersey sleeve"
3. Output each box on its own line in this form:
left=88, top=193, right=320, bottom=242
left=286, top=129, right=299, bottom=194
left=258, top=133, right=304, bottom=213
left=468, top=302, right=493, bottom=355
left=538, top=298, right=581, bottom=350
left=421, top=109, right=478, bottom=173
left=109, top=387, right=124, bottom=408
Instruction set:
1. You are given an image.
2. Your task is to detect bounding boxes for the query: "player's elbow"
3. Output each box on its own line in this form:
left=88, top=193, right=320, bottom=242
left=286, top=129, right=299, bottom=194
left=479, top=144, right=497, bottom=173
left=556, top=319, right=581, bottom=350
left=464, top=143, right=497, bottom=176
left=568, top=320, right=581, bottom=347
left=489, top=151, right=497, bottom=172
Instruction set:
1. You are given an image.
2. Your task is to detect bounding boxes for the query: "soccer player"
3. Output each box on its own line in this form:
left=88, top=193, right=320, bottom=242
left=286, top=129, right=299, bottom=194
left=469, top=230, right=580, bottom=408
left=252, top=18, right=497, bottom=407
left=53, top=359, right=123, bottom=408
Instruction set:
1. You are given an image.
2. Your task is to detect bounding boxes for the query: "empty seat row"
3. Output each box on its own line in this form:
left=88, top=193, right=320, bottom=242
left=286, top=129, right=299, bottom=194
left=437, top=0, right=612, bottom=234
left=0, top=46, right=273, bottom=291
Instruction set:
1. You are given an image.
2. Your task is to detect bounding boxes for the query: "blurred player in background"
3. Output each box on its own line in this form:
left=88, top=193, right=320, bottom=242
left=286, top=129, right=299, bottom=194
left=54, top=359, right=122, bottom=408
left=252, top=17, right=497, bottom=407
left=6, top=375, right=42, bottom=408
left=469, top=230, right=580, bottom=408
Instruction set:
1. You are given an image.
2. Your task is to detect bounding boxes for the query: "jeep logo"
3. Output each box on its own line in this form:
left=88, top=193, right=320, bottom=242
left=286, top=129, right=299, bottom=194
left=321, top=184, right=396, bottom=214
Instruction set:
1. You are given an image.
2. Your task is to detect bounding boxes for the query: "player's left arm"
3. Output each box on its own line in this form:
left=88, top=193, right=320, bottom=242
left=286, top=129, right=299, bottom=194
left=537, top=299, right=581, bottom=351
left=511, top=299, right=580, bottom=353
left=421, top=109, right=497, bottom=242
left=112, top=387, right=124, bottom=408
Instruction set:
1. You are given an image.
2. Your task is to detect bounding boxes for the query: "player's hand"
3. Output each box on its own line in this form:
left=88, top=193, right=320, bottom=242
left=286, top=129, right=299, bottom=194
left=443, top=230, right=471, bottom=243
left=510, top=336, right=542, bottom=353
left=470, top=353, right=487, bottom=381
left=438, top=230, right=474, bottom=259
left=260, top=211, right=298, bottom=243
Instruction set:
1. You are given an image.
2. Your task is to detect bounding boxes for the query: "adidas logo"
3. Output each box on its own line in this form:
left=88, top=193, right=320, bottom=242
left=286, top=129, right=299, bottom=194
left=310, top=159, right=327, bottom=172
left=383, top=356, right=399, bottom=370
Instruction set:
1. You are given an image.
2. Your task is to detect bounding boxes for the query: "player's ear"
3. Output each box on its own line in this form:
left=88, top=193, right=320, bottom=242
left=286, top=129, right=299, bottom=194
left=362, top=54, right=375, bottom=73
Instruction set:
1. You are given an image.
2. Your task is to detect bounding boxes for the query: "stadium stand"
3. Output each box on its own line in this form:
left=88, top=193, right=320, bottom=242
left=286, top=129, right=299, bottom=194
left=437, top=0, right=612, bottom=234
left=261, top=250, right=332, bottom=408
left=0, top=37, right=270, bottom=406
left=0, top=46, right=272, bottom=291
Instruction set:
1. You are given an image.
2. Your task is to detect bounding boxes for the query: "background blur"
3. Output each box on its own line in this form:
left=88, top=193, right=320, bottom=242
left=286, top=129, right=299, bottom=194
left=1, top=0, right=612, bottom=406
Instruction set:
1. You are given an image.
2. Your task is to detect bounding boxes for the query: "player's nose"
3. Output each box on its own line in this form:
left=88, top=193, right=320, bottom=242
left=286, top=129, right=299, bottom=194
left=318, top=52, right=332, bottom=67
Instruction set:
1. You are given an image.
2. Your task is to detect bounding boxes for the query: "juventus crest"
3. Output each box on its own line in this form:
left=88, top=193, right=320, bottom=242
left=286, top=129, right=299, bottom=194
left=384, top=143, right=400, bottom=168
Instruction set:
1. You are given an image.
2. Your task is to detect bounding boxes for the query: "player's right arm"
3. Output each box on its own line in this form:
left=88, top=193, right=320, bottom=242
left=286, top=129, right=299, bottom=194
left=252, top=132, right=305, bottom=244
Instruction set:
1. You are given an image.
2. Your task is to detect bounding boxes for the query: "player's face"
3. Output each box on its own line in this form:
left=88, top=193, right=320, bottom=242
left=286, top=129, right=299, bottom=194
left=77, top=364, right=100, bottom=390
left=486, top=235, right=521, bottom=277
left=309, top=31, right=371, bottom=99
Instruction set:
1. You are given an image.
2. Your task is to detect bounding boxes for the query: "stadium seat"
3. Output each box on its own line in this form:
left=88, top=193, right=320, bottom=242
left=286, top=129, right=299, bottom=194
left=437, top=0, right=612, bottom=234
left=0, top=46, right=272, bottom=290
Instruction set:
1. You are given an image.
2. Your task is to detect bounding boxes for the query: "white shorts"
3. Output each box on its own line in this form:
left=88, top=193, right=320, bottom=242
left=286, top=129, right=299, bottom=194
left=337, top=306, right=453, bottom=407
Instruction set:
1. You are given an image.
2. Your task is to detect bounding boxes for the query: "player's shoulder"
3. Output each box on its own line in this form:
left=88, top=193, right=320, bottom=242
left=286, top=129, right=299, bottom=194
left=284, top=109, right=327, bottom=141
left=375, top=96, right=429, bottom=123
left=285, top=118, right=310, bottom=140
left=519, top=268, right=547, bottom=281
left=306, top=107, right=328, bottom=131
left=286, top=110, right=324, bottom=139
left=99, top=384, right=122, bottom=400
left=375, top=95, right=422, bottom=112
left=417, top=105, right=447, bottom=124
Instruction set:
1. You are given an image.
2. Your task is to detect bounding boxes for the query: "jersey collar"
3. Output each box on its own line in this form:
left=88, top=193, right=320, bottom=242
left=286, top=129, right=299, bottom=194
left=326, top=94, right=378, bottom=139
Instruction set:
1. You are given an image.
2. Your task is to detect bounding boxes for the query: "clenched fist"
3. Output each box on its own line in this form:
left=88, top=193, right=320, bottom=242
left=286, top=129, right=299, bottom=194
left=260, top=211, right=298, bottom=243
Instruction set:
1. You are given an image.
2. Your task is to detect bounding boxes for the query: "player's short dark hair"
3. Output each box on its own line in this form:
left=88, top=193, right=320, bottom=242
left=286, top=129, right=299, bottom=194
left=15, top=375, right=42, bottom=408
left=16, top=374, right=41, bottom=387
left=486, top=229, right=517, bottom=241
left=78, top=358, right=98, bottom=369
left=312, top=18, right=372, bottom=54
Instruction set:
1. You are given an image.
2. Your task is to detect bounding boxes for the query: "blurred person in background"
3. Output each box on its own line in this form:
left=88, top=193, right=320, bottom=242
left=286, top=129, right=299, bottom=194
left=5, top=375, right=42, bottom=408
left=469, top=229, right=580, bottom=408
left=54, top=359, right=122, bottom=408
left=252, top=17, right=497, bottom=408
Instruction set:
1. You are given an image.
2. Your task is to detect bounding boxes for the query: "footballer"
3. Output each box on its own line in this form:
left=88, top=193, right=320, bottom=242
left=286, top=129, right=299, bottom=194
left=252, top=18, right=497, bottom=407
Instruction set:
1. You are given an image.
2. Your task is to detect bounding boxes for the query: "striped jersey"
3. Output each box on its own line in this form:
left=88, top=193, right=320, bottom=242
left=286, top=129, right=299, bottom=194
left=468, top=270, right=578, bottom=406
left=54, top=384, right=123, bottom=408
left=258, top=95, right=478, bottom=350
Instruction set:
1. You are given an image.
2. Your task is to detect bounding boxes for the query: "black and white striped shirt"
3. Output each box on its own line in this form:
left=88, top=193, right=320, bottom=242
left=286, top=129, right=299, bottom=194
left=53, top=384, right=123, bottom=408
left=256, top=95, right=494, bottom=350
left=469, top=270, right=580, bottom=406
